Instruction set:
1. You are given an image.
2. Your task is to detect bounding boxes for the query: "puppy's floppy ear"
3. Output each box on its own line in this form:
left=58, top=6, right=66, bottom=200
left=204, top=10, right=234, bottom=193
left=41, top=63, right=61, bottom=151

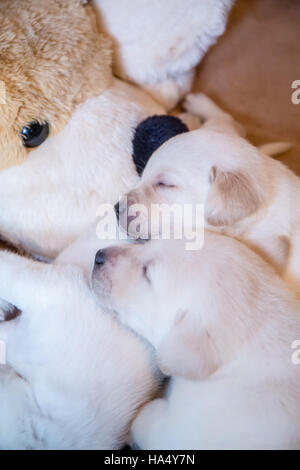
left=205, top=166, right=262, bottom=226
left=156, top=310, right=220, bottom=380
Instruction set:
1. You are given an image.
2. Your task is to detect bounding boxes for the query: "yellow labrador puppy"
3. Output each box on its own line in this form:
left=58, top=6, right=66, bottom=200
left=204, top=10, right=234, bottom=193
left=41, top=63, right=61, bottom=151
left=117, top=94, right=300, bottom=285
left=0, top=230, right=160, bottom=450
left=92, top=235, right=300, bottom=450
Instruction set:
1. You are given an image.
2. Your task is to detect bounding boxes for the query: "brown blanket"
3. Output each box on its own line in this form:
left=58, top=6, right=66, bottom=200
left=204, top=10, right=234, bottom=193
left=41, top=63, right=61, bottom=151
left=194, top=0, right=300, bottom=175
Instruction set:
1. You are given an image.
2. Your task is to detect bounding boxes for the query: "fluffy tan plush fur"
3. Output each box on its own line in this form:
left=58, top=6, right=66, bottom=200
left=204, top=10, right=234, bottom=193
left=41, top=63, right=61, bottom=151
left=0, top=0, right=112, bottom=170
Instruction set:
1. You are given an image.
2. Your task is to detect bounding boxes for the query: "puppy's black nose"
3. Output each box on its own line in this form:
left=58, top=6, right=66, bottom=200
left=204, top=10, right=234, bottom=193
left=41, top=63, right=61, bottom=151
left=95, top=249, right=106, bottom=266
left=114, top=202, right=120, bottom=220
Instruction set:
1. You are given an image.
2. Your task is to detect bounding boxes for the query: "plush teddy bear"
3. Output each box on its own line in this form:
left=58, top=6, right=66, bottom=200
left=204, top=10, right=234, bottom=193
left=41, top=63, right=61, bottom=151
left=0, top=0, right=112, bottom=170
left=0, top=0, right=232, bottom=261
left=0, top=0, right=167, bottom=260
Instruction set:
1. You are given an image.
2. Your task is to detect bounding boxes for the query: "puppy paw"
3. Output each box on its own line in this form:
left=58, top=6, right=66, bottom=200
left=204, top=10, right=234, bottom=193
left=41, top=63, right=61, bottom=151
left=131, top=398, right=168, bottom=450
left=177, top=112, right=202, bottom=131
left=183, top=93, right=223, bottom=122
left=183, top=93, right=246, bottom=137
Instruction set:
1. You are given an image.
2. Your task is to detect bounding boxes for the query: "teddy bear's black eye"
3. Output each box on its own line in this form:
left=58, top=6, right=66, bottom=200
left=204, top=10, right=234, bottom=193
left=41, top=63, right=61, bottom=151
left=21, top=121, right=49, bottom=148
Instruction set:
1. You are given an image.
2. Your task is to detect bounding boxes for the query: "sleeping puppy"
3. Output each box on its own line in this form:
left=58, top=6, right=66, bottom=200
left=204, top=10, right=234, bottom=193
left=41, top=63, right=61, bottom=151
left=0, top=230, right=160, bottom=450
left=92, top=235, right=300, bottom=450
left=117, top=94, right=300, bottom=279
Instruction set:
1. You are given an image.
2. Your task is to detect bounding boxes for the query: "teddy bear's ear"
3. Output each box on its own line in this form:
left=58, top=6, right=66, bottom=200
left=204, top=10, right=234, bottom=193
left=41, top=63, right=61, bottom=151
left=69, top=0, right=113, bottom=105
left=49, top=0, right=113, bottom=107
left=72, top=31, right=113, bottom=106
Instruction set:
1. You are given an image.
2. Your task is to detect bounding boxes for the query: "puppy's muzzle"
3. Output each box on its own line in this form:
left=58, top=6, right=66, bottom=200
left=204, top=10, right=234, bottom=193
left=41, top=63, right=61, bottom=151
left=94, top=246, right=126, bottom=269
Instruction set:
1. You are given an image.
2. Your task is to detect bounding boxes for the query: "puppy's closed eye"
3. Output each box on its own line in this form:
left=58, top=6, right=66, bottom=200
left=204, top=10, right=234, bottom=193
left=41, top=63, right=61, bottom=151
left=156, top=180, right=177, bottom=189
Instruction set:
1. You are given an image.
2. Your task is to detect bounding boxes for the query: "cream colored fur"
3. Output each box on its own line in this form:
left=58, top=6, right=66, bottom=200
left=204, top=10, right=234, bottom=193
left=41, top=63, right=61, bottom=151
left=0, top=230, right=160, bottom=449
left=0, top=0, right=168, bottom=261
left=93, top=0, right=234, bottom=109
left=0, top=0, right=235, bottom=259
left=120, top=94, right=300, bottom=286
left=0, top=79, right=164, bottom=260
left=0, top=0, right=112, bottom=170
left=92, top=236, right=300, bottom=449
